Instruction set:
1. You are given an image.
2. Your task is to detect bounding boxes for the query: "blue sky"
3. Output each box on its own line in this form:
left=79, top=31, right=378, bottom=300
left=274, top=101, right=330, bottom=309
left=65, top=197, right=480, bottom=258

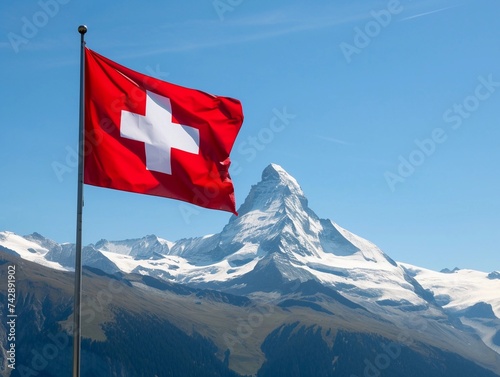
left=1, top=0, right=499, bottom=272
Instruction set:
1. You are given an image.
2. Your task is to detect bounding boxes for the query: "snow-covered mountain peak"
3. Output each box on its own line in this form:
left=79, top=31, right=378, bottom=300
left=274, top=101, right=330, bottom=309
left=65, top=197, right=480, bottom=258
left=0, top=231, right=68, bottom=271
left=223, top=164, right=317, bottom=247
left=212, top=164, right=399, bottom=275
left=261, top=163, right=302, bottom=190
left=2, top=163, right=500, bottom=361
left=95, top=234, right=173, bottom=260
left=236, top=163, right=306, bottom=217
left=25, top=232, right=61, bottom=252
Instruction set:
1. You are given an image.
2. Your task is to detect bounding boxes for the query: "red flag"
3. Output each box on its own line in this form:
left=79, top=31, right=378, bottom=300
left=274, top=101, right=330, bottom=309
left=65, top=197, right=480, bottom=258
left=83, top=48, right=243, bottom=214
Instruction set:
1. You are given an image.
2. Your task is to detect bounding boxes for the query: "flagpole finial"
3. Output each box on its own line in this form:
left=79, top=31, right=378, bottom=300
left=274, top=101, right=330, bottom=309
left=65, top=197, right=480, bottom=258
left=78, top=25, right=87, bottom=35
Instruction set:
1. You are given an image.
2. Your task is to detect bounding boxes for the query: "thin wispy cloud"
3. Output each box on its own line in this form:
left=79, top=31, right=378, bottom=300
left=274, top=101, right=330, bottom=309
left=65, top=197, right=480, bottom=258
left=117, top=5, right=370, bottom=59
left=316, top=135, right=354, bottom=146
left=399, top=6, right=458, bottom=22
left=0, top=38, right=70, bottom=62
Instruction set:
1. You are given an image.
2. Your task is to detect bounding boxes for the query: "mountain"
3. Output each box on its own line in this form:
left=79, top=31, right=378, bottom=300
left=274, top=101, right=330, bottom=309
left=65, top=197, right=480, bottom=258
left=402, top=263, right=500, bottom=355
left=1, top=163, right=500, bottom=376
left=1, top=251, right=500, bottom=377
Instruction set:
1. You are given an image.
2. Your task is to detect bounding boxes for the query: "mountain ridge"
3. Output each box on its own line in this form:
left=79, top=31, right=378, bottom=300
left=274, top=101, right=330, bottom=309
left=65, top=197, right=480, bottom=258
left=1, top=251, right=499, bottom=376
left=1, top=163, right=499, bottom=365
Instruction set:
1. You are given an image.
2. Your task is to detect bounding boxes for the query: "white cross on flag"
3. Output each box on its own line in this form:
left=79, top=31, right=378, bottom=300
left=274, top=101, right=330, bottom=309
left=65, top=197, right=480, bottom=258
left=120, top=91, right=200, bottom=175
left=83, top=48, right=244, bottom=214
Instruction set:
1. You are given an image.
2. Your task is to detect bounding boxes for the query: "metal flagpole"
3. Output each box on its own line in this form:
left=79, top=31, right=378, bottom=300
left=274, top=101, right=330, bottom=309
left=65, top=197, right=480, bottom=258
left=73, top=24, right=87, bottom=377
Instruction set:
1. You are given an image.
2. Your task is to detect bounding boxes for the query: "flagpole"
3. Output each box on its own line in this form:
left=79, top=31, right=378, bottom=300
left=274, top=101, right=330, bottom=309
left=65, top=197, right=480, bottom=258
left=73, top=24, right=87, bottom=377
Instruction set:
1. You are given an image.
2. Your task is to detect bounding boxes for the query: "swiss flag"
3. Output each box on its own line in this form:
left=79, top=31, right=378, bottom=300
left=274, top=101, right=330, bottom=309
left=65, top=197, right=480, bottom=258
left=83, top=48, right=244, bottom=214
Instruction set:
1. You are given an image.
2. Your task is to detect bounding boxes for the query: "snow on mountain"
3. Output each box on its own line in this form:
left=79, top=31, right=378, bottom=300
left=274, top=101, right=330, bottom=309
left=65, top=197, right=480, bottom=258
left=1, top=163, right=499, bottom=354
left=0, top=231, right=68, bottom=271
left=0, top=165, right=464, bottom=309
left=157, top=164, right=430, bottom=310
left=402, top=264, right=500, bottom=317
left=402, top=263, right=500, bottom=353
left=95, top=234, right=173, bottom=260
left=0, top=231, right=122, bottom=273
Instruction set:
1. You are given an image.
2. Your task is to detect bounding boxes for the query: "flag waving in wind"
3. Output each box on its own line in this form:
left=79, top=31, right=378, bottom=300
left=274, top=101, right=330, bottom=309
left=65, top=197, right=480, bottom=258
left=83, top=48, right=244, bottom=214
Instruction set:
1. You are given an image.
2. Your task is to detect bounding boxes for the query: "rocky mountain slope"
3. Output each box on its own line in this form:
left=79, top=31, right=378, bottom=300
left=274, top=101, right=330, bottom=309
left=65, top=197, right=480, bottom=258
left=1, top=163, right=499, bottom=376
